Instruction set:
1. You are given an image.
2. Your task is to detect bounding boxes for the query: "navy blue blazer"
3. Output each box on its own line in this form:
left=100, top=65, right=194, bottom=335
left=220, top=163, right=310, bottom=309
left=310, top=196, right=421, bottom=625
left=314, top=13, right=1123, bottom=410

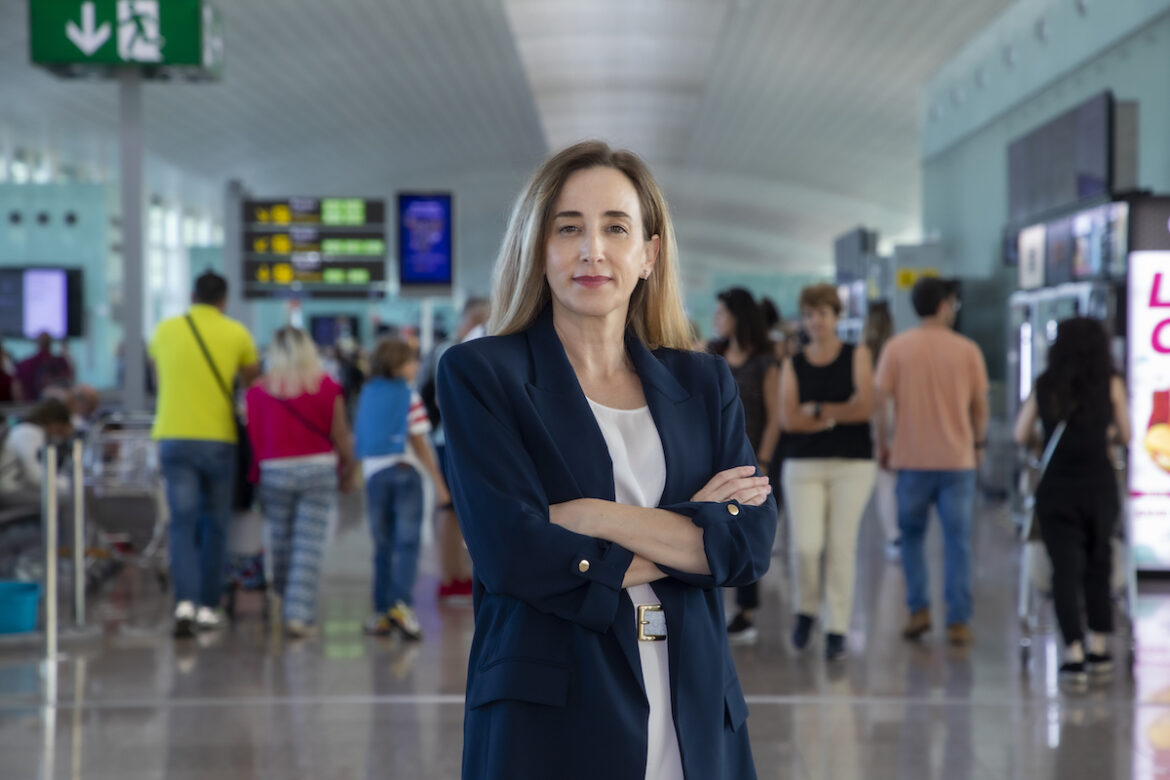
left=437, top=308, right=777, bottom=780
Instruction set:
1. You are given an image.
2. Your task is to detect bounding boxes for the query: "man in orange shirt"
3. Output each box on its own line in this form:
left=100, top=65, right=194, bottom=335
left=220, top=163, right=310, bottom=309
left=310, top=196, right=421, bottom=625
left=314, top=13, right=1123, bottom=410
left=874, top=277, right=989, bottom=646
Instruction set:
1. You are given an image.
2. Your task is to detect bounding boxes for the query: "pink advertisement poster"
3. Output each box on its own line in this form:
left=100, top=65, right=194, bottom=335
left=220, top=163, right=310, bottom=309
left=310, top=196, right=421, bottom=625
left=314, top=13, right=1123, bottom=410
left=1129, top=251, right=1170, bottom=570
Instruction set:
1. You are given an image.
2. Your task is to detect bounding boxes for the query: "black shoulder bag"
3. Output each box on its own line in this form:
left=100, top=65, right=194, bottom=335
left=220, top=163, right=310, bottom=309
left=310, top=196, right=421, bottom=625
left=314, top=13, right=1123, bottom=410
left=185, top=315, right=254, bottom=511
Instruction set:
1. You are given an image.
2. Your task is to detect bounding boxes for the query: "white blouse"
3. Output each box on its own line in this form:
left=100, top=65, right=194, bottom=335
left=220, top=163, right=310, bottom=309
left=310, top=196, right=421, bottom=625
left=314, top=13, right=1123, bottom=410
left=586, top=399, right=684, bottom=780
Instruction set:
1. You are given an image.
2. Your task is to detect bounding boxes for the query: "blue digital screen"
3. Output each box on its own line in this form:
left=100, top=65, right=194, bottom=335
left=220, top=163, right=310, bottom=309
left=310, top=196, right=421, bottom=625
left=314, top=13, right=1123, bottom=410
left=397, top=193, right=453, bottom=287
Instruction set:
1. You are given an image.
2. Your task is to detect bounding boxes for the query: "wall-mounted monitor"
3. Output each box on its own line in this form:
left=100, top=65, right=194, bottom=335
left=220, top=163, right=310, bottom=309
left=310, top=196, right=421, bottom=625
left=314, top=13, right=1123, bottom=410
left=309, top=315, right=360, bottom=348
left=397, top=193, right=453, bottom=290
left=0, top=267, right=84, bottom=339
left=1008, top=91, right=1113, bottom=226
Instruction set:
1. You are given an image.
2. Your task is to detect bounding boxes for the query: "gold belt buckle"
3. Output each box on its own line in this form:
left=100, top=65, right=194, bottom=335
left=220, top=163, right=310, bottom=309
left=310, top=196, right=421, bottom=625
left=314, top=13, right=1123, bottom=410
left=637, top=604, right=667, bottom=642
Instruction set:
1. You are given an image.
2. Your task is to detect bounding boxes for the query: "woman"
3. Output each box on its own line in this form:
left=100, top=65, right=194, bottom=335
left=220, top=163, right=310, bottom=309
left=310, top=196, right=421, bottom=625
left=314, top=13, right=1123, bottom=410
left=1013, top=317, right=1128, bottom=689
left=0, top=398, right=72, bottom=505
left=437, top=141, right=777, bottom=780
left=708, top=287, right=781, bottom=644
left=864, top=301, right=899, bottom=560
left=245, top=327, right=356, bottom=637
left=354, top=338, right=450, bottom=640
left=779, top=283, right=876, bottom=661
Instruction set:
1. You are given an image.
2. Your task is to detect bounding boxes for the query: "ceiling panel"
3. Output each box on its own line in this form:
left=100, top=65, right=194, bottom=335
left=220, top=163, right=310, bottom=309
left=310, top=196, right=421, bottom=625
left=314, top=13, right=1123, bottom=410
left=0, top=0, right=1010, bottom=282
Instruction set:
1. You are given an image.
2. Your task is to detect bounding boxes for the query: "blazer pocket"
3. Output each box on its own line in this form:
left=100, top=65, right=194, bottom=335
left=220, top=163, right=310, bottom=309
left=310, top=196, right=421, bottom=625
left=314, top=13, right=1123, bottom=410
left=468, top=658, right=570, bottom=710
left=723, top=675, right=749, bottom=732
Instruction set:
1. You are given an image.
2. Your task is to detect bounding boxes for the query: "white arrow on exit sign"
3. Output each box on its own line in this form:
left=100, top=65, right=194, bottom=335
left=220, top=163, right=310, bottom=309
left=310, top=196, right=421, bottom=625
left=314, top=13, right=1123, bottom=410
left=66, top=2, right=111, bottom=56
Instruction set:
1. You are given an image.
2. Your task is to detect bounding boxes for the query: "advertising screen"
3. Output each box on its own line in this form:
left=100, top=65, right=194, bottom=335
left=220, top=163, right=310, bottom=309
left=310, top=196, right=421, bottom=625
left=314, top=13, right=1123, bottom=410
left=1129, top=252, right=1170, bottom=570
left=0, top=267, right=83, bottom=338
left=1017, top=224, right=1046, bottom=290
left=398, top=193, right=453, bottom=288
left=1044, top=217, right=1074, bottom=287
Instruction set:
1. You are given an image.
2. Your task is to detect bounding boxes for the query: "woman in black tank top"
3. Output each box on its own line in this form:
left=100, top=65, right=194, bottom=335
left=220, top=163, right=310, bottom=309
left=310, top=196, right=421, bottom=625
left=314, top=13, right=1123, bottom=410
left=1013, top=317, right=1130, bottom=689
left=779, top=284, right=876, bottom=662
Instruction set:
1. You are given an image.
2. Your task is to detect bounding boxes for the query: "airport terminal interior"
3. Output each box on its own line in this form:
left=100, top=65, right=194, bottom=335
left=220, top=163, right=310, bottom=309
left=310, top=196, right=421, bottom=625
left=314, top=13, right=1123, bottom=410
left=4, top=0, right=1170, bottom=777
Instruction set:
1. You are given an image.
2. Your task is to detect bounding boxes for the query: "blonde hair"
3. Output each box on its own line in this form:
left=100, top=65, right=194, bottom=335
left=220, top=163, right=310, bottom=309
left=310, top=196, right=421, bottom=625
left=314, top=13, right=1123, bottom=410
left=265, top=327, right=324, bottom=398
left=489, top=141, right=693, bottom=351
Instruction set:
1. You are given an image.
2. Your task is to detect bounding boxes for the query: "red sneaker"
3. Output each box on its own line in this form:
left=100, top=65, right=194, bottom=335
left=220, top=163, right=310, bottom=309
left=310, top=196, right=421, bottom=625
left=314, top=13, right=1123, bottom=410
left=453, top=578, right=473, bottom=597
left=437, top=581, right=458, bottom=601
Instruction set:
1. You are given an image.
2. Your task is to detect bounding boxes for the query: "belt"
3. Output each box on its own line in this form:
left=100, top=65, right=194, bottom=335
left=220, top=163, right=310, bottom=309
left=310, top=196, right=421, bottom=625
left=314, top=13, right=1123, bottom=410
left=637, top=604, right=667, bottom=642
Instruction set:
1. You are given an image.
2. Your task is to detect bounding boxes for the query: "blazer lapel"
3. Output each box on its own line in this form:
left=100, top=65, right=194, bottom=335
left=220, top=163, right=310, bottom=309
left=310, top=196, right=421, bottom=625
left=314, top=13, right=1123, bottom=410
left=524, top=308, right=616, bottom=502
left=626, top=334, right=707, bottom=505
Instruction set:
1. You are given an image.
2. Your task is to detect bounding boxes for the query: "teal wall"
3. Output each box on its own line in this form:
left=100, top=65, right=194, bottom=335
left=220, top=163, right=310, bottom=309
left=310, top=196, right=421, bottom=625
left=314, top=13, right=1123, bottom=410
left=686, top=271, right=829, bottom=341
left=0, top=183, right=117, bottom=388
left=923, top=13, right=1170, bottom=279
left=921, top=10, right=1170, bottom=379
left=249, top=297, right=458, bottom=352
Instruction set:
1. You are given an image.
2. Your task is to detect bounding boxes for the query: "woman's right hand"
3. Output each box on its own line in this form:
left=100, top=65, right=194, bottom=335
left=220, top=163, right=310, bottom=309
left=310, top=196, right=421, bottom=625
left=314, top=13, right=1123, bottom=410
left=690, top=465, right=771, bottom=506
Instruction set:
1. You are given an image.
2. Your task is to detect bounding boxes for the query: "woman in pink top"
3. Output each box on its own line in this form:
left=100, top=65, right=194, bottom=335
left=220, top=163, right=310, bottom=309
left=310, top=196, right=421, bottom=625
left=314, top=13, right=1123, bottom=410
left=246, top=326, right=356, bottom=637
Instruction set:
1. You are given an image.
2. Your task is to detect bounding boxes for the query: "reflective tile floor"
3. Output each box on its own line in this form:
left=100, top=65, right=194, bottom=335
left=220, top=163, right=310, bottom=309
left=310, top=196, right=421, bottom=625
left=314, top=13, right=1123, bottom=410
left=2, top=496, right=1169, bottom=779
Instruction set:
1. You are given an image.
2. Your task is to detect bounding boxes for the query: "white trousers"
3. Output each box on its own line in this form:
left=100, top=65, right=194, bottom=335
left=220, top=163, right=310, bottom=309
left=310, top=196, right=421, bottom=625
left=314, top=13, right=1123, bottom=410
left=783, top=458, right=877, bottom=634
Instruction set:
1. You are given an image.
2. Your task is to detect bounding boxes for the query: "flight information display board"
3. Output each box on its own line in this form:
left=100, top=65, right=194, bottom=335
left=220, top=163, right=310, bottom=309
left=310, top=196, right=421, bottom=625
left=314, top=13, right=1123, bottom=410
left=242, top=197, right=387, bottom=299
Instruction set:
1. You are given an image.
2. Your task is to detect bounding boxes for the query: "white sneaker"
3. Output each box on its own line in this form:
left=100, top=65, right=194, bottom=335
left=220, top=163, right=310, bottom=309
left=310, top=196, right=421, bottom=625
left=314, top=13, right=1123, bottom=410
left=173, top=601, right=196, bottom=639
left=195, top=606, right=225, bottom=632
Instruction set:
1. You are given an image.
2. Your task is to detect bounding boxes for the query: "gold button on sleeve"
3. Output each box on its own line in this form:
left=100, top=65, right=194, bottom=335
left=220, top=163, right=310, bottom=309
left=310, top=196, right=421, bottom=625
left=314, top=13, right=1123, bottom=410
left=727, top=504, right=740, bottom=516
left=578, top=560, right=590, bottom=573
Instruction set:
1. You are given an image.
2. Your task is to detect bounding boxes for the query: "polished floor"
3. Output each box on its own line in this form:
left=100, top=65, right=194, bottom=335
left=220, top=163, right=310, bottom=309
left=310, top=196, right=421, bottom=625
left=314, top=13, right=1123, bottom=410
left=1, top=494, right=1166, bottom=779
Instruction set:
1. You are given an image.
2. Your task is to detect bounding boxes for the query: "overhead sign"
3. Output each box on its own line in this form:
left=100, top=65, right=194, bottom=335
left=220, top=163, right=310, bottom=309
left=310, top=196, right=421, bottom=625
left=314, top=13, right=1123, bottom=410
left=242, top=198, right=387, bottom=300
left=398, top=193, right=453, bottom=289
left=1129, top=252, right=1170, bottom=570
left=30, top=0, right=223, bottom=79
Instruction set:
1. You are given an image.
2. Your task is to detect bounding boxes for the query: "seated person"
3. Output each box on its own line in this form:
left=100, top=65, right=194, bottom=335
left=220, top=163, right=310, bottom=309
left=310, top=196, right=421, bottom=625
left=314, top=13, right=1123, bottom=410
left=0, top=399, right=74, bottom=508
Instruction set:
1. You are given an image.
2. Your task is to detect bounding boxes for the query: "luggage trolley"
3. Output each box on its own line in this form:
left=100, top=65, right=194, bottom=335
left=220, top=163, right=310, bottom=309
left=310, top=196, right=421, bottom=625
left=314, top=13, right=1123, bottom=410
left=84, top=413, right=170, bottom=588
left=1016, top=443, right=1137, bottom=673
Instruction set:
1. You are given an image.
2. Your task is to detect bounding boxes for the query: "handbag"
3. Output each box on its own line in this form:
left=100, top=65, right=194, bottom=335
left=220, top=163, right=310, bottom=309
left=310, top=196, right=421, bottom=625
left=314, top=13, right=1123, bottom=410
left=274, top=394, right=357, bottom=494
left=185, top=315, right=254, bottom=511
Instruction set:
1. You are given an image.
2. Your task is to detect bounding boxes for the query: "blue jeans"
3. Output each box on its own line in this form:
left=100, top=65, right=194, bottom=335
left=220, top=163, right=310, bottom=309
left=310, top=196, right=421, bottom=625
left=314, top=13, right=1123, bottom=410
left=896, top=470, right=977, bottom=626
left=159, top=439, right=236, bottom=608
left=366, top=464, right=424, bottom=612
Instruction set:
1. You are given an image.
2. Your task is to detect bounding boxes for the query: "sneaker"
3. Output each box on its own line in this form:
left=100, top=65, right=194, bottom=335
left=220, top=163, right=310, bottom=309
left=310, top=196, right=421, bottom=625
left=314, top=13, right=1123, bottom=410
left=726, top=612, right=758, bottom=645
left=902, top=608, right=932, bottom=640
left=824, top=632, right=847, bottom=662
left=1086, top=652, right=1114, bottom=678
left=947, top=623, right=973, bottom=647
left=388, top=601, right=423, bottom=641
left=1059, top=661, right=1089, bottom=690
left=173, top=601, right=196, bottom=639
left=792, top=614, right=814, bottom=650
left=195, top=606, right=225, bottom=632
left=363, top=613, right=393, bottom=637
left=438, top=578, right=474, bottom=603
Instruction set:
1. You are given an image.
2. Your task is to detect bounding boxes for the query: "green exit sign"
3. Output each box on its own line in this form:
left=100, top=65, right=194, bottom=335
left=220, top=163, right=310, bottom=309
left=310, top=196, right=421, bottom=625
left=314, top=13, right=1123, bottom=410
left=30, top=0, right=223, bottom=78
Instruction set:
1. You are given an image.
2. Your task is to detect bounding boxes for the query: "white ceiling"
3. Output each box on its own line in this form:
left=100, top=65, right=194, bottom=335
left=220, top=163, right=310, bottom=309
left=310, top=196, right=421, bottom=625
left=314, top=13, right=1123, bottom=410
left=0, top=0, right=1010, bottom=293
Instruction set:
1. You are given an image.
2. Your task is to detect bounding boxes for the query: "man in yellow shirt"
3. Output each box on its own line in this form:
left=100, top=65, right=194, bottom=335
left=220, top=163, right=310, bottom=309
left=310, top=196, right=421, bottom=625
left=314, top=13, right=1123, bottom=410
left=150, top=272, right=260, bottom=638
